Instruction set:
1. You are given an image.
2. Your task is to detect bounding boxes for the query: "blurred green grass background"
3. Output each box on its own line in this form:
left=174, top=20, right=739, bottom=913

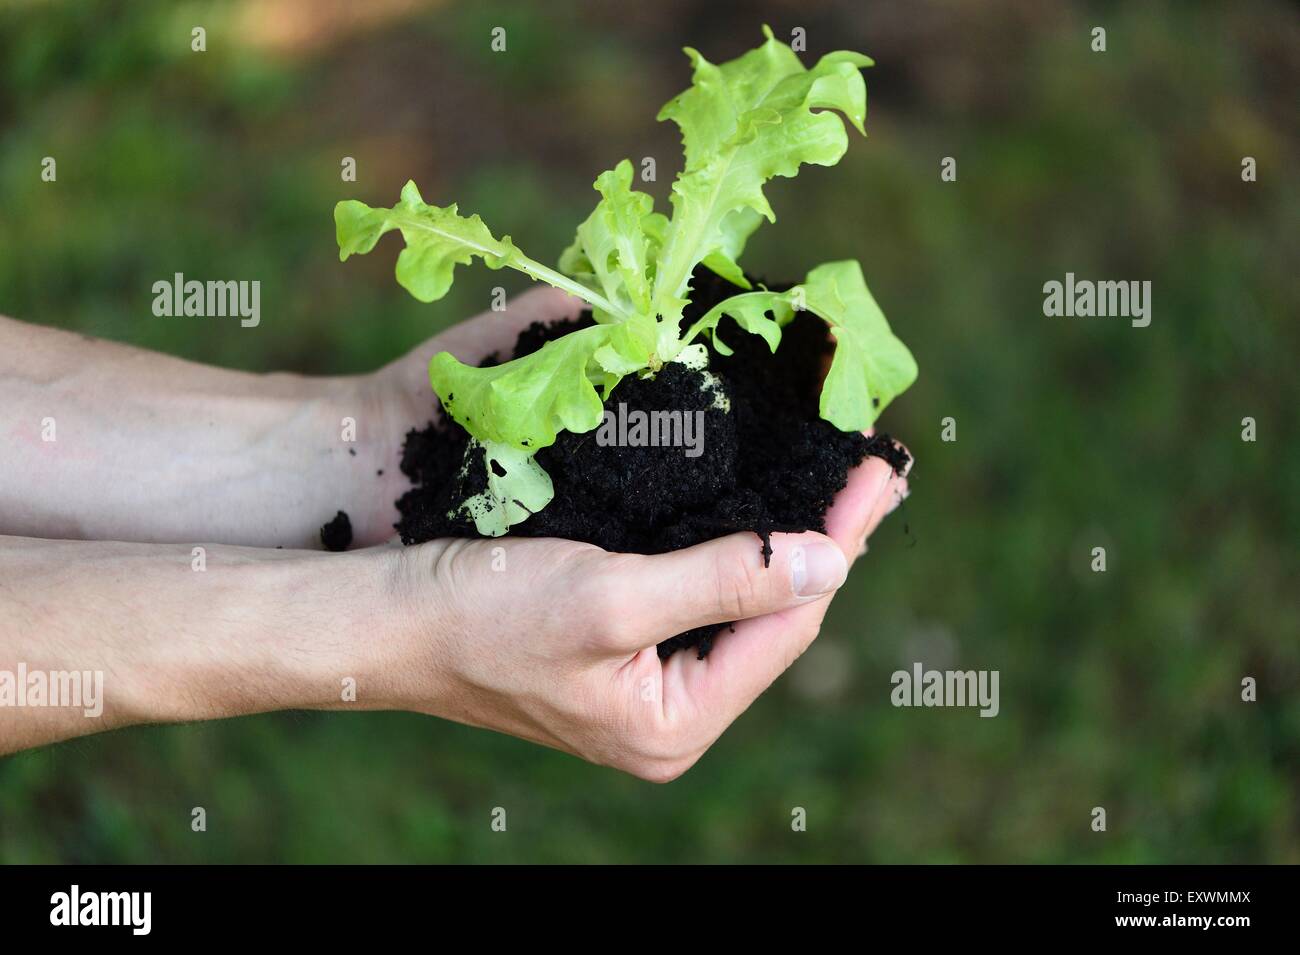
left=1, top=0, right=1297, bottom=863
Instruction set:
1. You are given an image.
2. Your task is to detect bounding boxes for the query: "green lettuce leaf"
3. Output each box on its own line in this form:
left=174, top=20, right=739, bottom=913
left=652, top=27, right=871, bottom=320
left=699, top=208, right=764, bottom=289
left=558, top=159, right=660, bottom=319
left=683, top=261, right=915, bottom=429
left=683, top=287, right=796, bottom=356
left=336, top=180, right=621, bottom=316
left=453, top=439, right=554, bottom=537
left=430, top=323, right=616, bottom=451
left=801, top=260, right=917, bottom=430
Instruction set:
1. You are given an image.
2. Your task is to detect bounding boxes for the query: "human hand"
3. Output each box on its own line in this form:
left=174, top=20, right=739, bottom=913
left=371, top=441, right=909, bottom=781
left=0, top=290, right=908, bottom=768
left=350, top=288, right=588, bottom=545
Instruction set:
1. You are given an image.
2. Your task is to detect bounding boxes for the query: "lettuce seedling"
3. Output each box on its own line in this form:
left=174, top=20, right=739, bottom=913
left=336, top=27, right=917, bottom=535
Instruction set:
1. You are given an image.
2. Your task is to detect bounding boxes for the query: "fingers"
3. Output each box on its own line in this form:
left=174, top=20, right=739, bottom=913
left=823, top=455, right=893, bottom=555
left=683, top=598, right=833, bottom=718
left=825, top=439, right=912, bottom=561
left=686, top=440, right=913, bottom=717
left=582, top=439, right=913, bottom=659
left=862, top=472, right=909, bottom=544
left=580, top=531, right=848, bottom=652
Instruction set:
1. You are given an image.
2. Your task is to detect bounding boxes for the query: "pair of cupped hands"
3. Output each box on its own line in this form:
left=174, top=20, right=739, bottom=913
left=370, top=288, right=910, bottom=782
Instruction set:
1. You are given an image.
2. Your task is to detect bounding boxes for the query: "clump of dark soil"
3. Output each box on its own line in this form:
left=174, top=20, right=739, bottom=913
left=320, top=510, right=352, bottom=552
left=395, top=267, right=909, bottom=657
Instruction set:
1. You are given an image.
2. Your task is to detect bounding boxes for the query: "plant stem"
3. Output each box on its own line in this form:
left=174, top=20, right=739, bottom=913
left=393, top=212, right=624, bottom=319
left=512, top=254, right=625, bottom=319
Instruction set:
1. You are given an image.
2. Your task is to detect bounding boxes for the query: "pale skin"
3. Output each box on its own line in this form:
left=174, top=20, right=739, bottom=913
left=0, top=288, right=909, bottom=778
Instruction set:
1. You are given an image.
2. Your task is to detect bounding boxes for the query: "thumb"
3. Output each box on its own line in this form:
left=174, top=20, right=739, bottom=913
left=592, top=531, right=848, bottom=652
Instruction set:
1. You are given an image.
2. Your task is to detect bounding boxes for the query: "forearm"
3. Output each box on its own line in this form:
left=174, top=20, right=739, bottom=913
left=0, top=315, right=412, bottom=547
left=0, top=534, right=408, bottom=754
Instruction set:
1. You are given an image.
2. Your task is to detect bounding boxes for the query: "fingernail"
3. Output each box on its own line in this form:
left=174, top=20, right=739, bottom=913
left=791, top=542, right=848, bottom=597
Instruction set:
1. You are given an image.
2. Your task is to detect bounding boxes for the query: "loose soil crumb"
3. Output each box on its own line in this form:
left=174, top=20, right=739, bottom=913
left=394, top=267, right=909, bottom=657
left=320, top=510, right=353, bottom=552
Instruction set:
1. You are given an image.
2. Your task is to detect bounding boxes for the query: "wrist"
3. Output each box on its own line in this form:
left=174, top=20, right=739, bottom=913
left=253, top=546, right=413, bottom=717
left=119, top=545, right=410, bottom=726
left=310, top=370, right=423, bottom=548
left=349, top=539, right=460, bottom=716
left=306, top=543, right=424, bottom=714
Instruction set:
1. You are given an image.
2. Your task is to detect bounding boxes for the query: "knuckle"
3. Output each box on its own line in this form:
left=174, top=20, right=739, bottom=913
left=714, top=549, right=764, bottom=620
